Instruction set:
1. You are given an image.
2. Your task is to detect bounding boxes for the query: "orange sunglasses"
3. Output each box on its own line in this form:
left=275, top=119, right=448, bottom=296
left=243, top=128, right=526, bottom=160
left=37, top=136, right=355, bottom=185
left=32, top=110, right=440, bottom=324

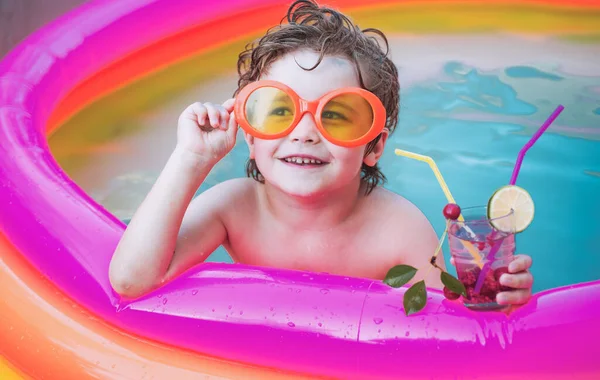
left=234, top=80, right=387, bottom=147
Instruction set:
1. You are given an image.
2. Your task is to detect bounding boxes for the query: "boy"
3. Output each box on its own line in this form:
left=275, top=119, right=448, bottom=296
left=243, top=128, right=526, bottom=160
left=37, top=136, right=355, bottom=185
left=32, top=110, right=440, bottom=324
left=109, top=0, right=533, bottom=308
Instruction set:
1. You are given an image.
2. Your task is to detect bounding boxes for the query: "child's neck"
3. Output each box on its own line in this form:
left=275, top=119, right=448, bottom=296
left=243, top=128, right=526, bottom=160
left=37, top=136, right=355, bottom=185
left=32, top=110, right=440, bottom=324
left=262, top=178, right=365, bottom=230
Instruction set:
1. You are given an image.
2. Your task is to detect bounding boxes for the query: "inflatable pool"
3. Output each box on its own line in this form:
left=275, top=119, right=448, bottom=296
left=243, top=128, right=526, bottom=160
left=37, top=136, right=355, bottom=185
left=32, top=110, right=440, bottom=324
left=1, top=0, right=600, bottom=379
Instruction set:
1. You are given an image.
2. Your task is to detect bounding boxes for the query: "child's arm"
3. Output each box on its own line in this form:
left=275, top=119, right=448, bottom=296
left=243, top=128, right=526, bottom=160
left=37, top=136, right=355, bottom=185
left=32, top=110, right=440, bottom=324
left=108, top=99, right=238, bottom=299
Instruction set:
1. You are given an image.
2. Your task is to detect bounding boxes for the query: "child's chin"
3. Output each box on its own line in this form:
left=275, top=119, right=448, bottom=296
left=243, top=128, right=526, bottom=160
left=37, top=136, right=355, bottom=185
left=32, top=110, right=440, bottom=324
left=275, top=179, right=329, bottom=198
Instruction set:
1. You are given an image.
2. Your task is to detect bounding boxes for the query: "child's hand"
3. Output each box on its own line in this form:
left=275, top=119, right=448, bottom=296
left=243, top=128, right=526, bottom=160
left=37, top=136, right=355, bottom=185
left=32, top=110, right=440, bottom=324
left=496, top=254, right=534, bottom=307
left=176, top=99, right=238, bottom=164
left=449, top=253, right=534, bottom=310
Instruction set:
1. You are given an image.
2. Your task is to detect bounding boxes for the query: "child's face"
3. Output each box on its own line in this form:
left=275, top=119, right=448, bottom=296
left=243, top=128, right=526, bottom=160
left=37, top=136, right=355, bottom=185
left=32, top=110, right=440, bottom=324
left=243, top=49, right=387, bottom=197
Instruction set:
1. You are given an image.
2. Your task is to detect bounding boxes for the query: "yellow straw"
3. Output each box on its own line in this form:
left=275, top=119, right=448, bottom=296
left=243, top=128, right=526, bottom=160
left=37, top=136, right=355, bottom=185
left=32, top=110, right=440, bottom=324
left=431, top=226, right=447, bottom=263
left=394, top=148, right=484, bottom=268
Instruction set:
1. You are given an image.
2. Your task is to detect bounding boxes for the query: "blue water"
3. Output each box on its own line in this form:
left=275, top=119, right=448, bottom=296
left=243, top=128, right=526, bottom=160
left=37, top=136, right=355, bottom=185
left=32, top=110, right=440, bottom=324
left=196, top=61, right=600, bottom=294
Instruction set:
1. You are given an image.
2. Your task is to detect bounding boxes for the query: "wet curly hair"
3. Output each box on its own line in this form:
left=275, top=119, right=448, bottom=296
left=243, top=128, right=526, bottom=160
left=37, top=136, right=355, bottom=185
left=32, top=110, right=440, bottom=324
left=234, top=0, right=400, bottom=194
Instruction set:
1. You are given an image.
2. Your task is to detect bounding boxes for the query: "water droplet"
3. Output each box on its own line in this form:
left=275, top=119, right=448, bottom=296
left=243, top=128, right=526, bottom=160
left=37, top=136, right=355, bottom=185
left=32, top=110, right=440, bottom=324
left=373, top=317, right=383, bottom=325
left=320, top=289, right=330, bottom=295
left=287, top=322, right=296, bottom=328
left=191, top=290, right=198, bottom=295
left=405, top=331, right=410, bottom=337
left=162, top=298, right=168, bottom=305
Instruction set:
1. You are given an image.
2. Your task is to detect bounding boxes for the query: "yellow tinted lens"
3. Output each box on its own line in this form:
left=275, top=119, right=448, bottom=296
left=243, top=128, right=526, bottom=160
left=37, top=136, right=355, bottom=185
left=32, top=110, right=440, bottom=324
left=245, top=87, right=295, bottom=134
left=321, top=94, right=374, bottom=141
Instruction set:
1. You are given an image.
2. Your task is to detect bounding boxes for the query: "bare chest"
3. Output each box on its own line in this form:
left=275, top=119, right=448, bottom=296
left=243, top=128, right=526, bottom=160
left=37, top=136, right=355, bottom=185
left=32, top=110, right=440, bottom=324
left=225, top=218, right=391, bottom=279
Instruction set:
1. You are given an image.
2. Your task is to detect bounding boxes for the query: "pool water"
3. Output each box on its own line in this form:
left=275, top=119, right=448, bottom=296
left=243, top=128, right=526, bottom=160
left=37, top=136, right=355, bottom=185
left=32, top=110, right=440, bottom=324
left=49, top=32, right=600, bottom=295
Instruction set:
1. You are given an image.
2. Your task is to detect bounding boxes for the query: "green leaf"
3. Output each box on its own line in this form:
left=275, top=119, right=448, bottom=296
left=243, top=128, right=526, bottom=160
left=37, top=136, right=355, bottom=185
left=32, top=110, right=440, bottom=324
left=403, top=280, right=427, bottom=316
left=441, top=271, right=467, bottom=297
left=382, top=265, right=418, bottom=288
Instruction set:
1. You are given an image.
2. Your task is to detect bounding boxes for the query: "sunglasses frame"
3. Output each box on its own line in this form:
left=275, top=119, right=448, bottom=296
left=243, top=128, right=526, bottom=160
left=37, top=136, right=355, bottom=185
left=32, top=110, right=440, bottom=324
left=234, top=80, right=387, bottom=147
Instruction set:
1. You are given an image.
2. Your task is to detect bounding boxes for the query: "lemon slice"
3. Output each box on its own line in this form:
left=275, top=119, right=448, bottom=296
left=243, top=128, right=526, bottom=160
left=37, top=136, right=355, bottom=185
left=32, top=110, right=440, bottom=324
left=487, top=185, right=535, bottom=233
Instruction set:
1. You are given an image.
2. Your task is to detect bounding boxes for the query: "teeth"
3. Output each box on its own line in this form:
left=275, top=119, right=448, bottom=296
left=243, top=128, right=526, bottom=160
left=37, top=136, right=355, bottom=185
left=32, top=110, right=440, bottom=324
left=284, top=157, right=323, bottom=165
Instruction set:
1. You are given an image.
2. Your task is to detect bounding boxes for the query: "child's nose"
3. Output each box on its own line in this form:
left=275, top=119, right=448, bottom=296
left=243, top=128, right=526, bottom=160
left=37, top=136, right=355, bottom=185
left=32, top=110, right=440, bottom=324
left=288, top=113, right=321, bottom=144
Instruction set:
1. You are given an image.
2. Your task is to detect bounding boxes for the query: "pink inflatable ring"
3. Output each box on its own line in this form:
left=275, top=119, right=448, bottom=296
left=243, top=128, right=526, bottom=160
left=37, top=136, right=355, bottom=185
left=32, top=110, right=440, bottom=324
left=1, top=0, right=599, bottom=379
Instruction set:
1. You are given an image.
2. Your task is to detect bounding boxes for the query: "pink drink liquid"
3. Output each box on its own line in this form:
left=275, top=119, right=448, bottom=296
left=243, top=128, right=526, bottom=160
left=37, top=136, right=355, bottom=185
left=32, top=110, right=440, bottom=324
left=448, top=221, right=515, bottom=310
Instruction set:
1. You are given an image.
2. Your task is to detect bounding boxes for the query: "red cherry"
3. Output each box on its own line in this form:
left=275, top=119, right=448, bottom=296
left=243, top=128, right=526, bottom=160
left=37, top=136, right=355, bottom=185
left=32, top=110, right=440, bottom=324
left=443, top=286, right=461, bottom=300
left=443, top=203, right=461, bottom=220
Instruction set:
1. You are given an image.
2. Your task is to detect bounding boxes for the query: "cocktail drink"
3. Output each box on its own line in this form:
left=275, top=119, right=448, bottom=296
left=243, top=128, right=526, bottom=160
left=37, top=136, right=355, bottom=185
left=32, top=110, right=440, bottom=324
left=447, top=206, right=515, bottom=310
left=386, top=105, right=563, bottom=316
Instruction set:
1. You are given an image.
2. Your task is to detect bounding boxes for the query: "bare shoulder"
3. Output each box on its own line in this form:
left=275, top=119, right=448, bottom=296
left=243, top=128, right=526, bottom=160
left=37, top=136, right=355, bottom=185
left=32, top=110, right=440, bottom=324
left=198, top=177, right=256, bottom=198
left=176, top=177, right=259, bottom=257
left=364, top=187, right=446, bottom=285
left=181, top=177, right=258, bottom=226
left=366, top=187, right=433, bottom=229
left=191, top=177, right=258, bottom=212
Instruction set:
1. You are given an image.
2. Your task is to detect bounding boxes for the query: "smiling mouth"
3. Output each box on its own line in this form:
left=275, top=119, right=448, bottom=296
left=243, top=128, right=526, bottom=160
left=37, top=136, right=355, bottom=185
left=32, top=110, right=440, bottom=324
left=280, top=156, right=327, bottom=166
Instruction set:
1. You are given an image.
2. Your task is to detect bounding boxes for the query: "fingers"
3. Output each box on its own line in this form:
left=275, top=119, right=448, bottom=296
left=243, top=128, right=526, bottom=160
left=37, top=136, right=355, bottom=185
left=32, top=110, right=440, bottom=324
left=499, top=271, right=533, bottom=289
left=185, top=102, right=207, bottom=125
left=222, top=98, right=235, bottom=111
left=203, top=103, right=229, bottom=130
left=227, top=107, right=238, bottom=140
left=508, top=254, right=533, bottom=273
left=495, top=254, right=534, bottom=306
left=202, top=103, right=218, bottom=127
left=497, top=288, right=531, bottom=306
left=218, top=99, right=236, bottom=130
left=182, top=101, right=237, bottom=132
